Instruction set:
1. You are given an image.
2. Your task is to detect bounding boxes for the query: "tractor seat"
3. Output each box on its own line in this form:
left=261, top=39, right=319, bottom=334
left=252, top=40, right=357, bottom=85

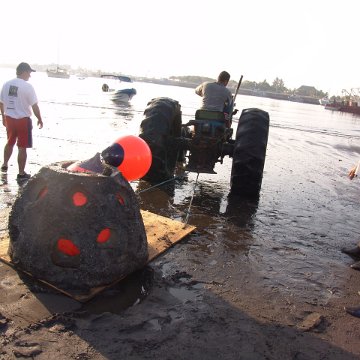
left=195, top=110, right=226, bottom=121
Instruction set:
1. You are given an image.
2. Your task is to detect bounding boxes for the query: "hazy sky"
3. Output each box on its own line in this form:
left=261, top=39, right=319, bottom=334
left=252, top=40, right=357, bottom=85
left=2, top=0, right=359, bottom=95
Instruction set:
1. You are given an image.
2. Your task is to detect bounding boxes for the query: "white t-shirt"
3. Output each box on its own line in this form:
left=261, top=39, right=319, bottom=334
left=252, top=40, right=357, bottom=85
left=0, top=78, right=38, bottom=118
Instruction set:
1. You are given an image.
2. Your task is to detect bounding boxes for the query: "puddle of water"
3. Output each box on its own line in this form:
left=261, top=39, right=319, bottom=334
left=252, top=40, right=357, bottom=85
left=81, top=266, right=154, bottom=315
left=168, top=286, right=202, bottom=303
left=147, top=318, right=162, bottom=331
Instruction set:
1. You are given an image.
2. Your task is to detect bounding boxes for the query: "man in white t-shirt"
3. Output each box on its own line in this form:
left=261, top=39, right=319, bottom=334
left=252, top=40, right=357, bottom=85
left=0, top=62, right=43, bottom=180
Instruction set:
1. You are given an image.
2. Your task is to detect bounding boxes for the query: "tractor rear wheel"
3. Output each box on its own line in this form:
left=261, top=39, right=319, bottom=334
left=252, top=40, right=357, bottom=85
left=139, top=97, right=182, bottom=183
left=230, top=108, right=269, bottom=197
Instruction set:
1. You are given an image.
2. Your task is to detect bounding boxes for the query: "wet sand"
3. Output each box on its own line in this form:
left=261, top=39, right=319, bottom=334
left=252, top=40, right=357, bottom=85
left=1, top=165, right=360, bottom=359
left=1, top=77, right=360, bottom=358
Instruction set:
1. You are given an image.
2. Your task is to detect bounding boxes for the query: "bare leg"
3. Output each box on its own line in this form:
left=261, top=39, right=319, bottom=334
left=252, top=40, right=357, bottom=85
left=18, top=147, right=27, bottom=175
left=2, top=143, right=14, bottom=169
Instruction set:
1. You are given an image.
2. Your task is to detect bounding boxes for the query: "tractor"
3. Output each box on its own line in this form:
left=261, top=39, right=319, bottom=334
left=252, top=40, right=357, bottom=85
left=138, top=91, right=269, bottom=198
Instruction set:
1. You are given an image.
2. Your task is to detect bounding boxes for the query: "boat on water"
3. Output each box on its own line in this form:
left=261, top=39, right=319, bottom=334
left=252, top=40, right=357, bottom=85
left=47, top=67, right=70, bottom=79
left=101, top=74, right=136, bottom=103
left=319, top=97, right=330, bottom=106
left=111, top=88, right=137, bottom=103
left=325, top=101, right=360, bottom=115
left=325, top=88, right=360, bottom=115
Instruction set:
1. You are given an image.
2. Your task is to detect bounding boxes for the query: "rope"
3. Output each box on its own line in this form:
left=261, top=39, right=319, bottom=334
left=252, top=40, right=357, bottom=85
left=136, top=168, right=199, bottom=227
left=183, top=172, right=199, bottom=226
left=136, top=173, right=187, bottom=194
left=137, top=150, right=188, bottom=194
left=135, top=144, right=199, bottom=227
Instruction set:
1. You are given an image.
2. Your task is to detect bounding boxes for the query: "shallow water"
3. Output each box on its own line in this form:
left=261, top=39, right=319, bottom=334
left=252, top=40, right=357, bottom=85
left=1, top=67, right=360, bottom=306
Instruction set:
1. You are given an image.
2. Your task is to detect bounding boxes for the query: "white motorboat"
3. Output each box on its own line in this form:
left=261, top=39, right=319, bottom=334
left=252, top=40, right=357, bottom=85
left=319, top=97, right=330, bottom=106
left=101, top=74, right=136, bottom=103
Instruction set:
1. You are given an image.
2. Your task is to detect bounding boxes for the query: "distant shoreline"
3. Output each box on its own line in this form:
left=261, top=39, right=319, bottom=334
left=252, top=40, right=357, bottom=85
left=135, top=77, right=320, bottom=105
left=0, top=65, right=321, bottom=105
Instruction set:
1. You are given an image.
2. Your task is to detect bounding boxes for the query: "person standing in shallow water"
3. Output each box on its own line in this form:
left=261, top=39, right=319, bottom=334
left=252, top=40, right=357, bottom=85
left=342, top=159, right=360, bottom=318
left=0, top=62, right=43, bottom=180
left=342, top=159, right=360, bottom=270
left=348, top=160, right=359, bottom=180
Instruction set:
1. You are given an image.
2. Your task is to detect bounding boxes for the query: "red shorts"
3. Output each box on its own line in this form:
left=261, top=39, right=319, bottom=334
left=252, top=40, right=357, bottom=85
left=5, top=116, right=33, bottom=148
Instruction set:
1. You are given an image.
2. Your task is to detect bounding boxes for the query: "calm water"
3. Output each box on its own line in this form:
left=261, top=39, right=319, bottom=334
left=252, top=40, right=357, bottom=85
left=1, top=67, right=360, bottom=303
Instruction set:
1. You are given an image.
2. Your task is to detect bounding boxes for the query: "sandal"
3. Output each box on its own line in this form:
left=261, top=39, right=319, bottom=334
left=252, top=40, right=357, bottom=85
left=17, top=173, right=31, bottom=180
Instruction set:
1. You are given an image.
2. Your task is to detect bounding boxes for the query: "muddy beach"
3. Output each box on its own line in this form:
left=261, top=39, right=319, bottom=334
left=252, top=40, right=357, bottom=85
left=1, top=179, right=360, bottom=359
left=1, top=73, right=360, bottom=359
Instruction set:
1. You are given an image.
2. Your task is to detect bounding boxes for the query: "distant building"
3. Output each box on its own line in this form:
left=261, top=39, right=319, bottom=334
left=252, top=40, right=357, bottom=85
left=296, top=85, right=317, bottom=97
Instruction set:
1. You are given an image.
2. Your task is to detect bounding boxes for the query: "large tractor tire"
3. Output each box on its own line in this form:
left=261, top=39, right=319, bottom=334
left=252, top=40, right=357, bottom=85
left=230, top=108, right=269, bottom=197
left=139, top=97, right=182, bottom=183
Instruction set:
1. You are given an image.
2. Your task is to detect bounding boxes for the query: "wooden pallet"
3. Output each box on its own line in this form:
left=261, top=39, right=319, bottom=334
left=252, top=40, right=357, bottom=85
left=0, top=210, right=195, bottom=302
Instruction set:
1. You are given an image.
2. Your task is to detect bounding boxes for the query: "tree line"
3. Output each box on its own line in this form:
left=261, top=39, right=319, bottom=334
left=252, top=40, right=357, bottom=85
left=169, top=75, right=328, bottom=99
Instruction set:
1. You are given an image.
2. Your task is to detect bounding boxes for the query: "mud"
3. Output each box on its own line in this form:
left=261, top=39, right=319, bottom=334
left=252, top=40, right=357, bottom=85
left=1, top=172, right=360, bottom=359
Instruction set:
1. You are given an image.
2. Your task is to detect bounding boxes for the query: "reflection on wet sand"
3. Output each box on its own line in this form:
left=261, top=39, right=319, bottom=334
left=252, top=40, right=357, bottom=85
left=136, top=175, right=260, bottom=260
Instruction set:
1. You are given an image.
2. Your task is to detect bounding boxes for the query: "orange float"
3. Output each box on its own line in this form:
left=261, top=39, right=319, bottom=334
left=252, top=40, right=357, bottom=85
left=102, top=135, right=152, bottom=181
left=67, top=135, right=152, bottom=182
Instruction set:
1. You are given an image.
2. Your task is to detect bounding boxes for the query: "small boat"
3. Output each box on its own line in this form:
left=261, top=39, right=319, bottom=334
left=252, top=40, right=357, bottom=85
left=112, top=88, right=137, bottom=103
left=324, top=103, right=341, bottom=111
left=101, top=74, right=136, bottom=103
left=319, top=97, right=330, bottom=106
left=325, top=88, right=360, bottom=115
left=47, top=66, right=70, bottom=79
left=325, top=101, right=360, bottom=115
